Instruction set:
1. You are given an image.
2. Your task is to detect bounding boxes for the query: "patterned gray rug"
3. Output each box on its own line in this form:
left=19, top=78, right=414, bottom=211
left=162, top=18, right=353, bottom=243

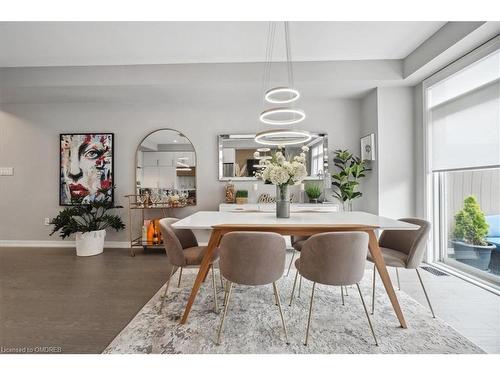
left=104, top=255, right=483, bottom=354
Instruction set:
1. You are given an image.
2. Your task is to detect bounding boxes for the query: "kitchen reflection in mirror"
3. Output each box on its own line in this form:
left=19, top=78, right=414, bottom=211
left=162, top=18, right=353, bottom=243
left=136, top=129, right=196, bottom=206
left=218, top=133, right=328, bottom=181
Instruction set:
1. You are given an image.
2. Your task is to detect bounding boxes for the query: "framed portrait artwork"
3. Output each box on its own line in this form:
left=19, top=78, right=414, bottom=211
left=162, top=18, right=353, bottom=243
left=59, top=133, right=114, bottom=205
left=360, top=133, right=375, bottom=161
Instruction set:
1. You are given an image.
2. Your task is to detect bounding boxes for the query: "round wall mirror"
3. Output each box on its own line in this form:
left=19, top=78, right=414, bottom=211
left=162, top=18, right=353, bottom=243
left=136, top=129, right=196, bottom=206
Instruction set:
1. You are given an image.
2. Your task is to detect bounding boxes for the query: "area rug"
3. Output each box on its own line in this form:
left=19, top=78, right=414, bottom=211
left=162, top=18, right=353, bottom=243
left=104, top=254, right=484, bottom=354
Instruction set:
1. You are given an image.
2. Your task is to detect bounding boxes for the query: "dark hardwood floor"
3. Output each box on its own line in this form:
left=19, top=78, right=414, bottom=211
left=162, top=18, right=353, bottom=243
left=0, top=247, right=172, bottom=354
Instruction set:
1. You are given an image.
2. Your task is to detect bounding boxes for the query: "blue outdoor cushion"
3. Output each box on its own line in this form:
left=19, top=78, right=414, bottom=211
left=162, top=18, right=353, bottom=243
left=486, top=215, right=500, bottom=237
left=486, top=237, right=500, bottom=250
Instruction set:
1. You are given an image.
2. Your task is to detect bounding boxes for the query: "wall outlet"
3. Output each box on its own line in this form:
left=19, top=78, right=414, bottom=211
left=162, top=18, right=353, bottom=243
left=0, top=167, right=14, bottom=176
left=44, top=218, right=51, bottom=226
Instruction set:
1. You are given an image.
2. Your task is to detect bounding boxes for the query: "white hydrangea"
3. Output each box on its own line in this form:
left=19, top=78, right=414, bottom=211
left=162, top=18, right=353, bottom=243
left=257, top=147, right=309, bottom=187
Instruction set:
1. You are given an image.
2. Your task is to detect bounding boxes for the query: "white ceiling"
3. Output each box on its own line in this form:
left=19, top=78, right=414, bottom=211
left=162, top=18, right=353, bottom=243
left=0, top=21, right=445, bottom=67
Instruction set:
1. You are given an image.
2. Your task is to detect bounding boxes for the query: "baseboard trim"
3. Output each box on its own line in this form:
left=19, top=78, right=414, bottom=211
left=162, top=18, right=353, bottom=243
left=0, top=240, right=130, bottom=248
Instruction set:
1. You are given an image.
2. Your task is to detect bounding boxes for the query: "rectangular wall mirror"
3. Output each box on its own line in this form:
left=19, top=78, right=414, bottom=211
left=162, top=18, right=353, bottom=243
left=218, top=133, right=328, bottom=181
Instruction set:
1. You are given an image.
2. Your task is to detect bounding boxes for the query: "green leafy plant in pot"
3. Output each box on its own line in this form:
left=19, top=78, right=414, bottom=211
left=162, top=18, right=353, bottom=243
left=50, top=187, right=125, bottom=257
left=331, top=149, right=370, bottom=211
left=451, top=195, right=495, bottom=270
left=235, top=190, right=248, bottom=205
left=305, top=183, right=322, bottom=203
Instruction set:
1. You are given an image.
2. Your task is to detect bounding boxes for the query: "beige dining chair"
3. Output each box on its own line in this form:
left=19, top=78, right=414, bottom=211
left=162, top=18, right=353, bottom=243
left=216, top=231, right=289, bottom=345
left=368, top=218, right=434, bottom=318
left=290, top=232, right=377, bottom=346
left=288, top=235, right=350, bottom=302
left=158, top=218, right=220, bottom=314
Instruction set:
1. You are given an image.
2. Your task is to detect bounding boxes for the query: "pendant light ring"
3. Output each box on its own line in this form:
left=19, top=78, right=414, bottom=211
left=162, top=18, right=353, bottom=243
left=265, top=87, right=300, bottom=104
left=254, top=129, right=312, bottom=146
left=259, top=107, right=306, bottom=126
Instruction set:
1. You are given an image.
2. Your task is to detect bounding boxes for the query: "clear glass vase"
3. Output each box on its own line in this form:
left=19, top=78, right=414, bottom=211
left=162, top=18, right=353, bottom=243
left=343, top=200, right=353, bottom=212
left=276, top=184, right=290, bottom=218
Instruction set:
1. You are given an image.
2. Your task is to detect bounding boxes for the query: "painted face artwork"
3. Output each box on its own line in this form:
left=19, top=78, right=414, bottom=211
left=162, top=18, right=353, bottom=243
left=60, top=134, right=113, bottom=205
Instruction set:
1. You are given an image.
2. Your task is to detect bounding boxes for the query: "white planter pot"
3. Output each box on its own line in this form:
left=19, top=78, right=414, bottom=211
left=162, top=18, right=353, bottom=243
left=75, top=230, right=106, bottom=257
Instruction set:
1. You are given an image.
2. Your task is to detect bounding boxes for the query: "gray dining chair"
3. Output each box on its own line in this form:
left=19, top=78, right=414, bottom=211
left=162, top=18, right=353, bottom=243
left=289, top=235, right=350, bottom=304
left=369, top=218, right=434, bottom=317
left=216, top=231, right=289, bottom=345
left=290, top=232, right=378, bottom=346
left=159, top=218, right=220, bottom=314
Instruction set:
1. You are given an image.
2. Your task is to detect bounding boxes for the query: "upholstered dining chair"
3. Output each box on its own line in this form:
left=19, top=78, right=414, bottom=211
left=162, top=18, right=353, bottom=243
left=158, top=218, right=220, bottom=314
left=368, top=218, right=434, bottom=318
left=289, top=235, right=350, bottom=304
left=216, top=231, right=289, bottom=345
left=289, top=232, right=378, bottom=346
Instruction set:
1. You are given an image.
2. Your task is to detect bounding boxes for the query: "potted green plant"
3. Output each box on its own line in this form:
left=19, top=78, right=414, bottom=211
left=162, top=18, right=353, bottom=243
left=451, top=196, right=495, bottom=270
left=50, top=187, right=125, bottom=256
left=235, top=190, right=249, bottom=205
left=305, top=183, right=322, bottom=203
left=331, top=149, right=370, bottom=211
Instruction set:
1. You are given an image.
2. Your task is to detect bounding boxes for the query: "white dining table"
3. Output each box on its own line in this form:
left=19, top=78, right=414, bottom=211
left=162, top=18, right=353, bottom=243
left=173, top=210, right=419, bottom=327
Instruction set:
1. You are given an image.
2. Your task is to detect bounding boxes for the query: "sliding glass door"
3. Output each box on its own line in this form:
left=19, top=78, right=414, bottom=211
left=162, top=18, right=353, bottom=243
left=424, top=37, right=500, bottom=290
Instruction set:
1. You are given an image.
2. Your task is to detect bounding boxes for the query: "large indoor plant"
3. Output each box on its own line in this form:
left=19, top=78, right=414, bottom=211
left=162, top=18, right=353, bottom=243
left=451, top=195, right=495, bottom=270
left=257, top=146, right=309, bottom=218
left=50, top=187, right=125, bottom=256
left=331, top=149, right=370, bottom=211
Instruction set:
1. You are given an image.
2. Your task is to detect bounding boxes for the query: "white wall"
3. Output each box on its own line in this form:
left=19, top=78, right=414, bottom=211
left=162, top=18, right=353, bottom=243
left=377, top=87, right=416, bottom=218
left=356, top=89, right=379, bottom=214
left=0, top=98, right=362, bottom=242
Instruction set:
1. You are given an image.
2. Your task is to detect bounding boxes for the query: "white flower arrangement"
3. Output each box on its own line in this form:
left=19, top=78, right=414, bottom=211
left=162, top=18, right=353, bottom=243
left=256, top=146, right=309, bottom=186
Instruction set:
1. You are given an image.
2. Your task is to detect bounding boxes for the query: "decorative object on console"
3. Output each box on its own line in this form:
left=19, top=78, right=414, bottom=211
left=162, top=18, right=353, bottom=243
left=235, top=190, right=249, bottom=205
left=451, top=195, right=495, bottom=270
left=256, top=146, right=308, bottom=218
left=224, top=181, right=235, bottom=203
left=258, top=193, right=275, bottom=203
left=331, top=149, right=370, bottom=212
left=361, top=133, right=376, bottom=161
left=60, top=133, right=114, bottom=206
left=305, top=182, right=322, bottom=203
left=49, top=186, right=125, bottom=256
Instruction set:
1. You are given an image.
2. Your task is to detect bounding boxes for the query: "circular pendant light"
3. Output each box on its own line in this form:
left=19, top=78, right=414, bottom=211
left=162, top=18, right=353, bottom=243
left=255, top=155, right=272, bottom=160
left=265, top=87, right=300, bottom=104
left=255, top=129, right=312, bottom=146
left=259, top=107, right=306, bottom=126
left=257, top=147, right=271, bottom=152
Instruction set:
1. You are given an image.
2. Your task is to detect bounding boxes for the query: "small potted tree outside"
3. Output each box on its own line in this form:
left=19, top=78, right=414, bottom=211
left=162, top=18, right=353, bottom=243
left=305, top=183, right=322, bottom=203
left=451, top=196, right=495, bottom=270
left=50, top=187, right=125, bottom=256
left=235, top=190, right=248, bottom=205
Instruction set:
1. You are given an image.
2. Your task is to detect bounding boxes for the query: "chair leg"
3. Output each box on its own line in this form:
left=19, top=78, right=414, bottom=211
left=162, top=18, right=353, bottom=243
left=344, top=285, right=349, bottom=296
left=356, top=283, right=378, bottom=346
left=286, top=250, right=296, bottom=277
left=395, top=268, right=401, bottom=290
left=341, top=285, right=345, bottom=306
left=211, top=264, right=219, bottom=314
left=219, top=263, right=224, bottom=289
left=273, top=282, right=289, bottom=344
left=416, top=269, right=436, bottom=318
left=159, top=266, right=175, bottom=313
left=304, top=282, right=316, bottom=346
left=177, top=267, right=183, bottom=288
left=222, top=280, right=229, bottom=307
left=216, top=281, right=233, bottom=345
left=289, top=269, right=299, bottom=306
left=371, top=263, right=376, bottom=315
left=298, top=275, right=303, bottom=298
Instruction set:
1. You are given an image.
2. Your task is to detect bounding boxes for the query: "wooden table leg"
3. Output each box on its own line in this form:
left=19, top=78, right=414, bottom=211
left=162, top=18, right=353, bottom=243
left=180, top=229, right=223, bottom=324
left=367, top=230, right=407, bottom=328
